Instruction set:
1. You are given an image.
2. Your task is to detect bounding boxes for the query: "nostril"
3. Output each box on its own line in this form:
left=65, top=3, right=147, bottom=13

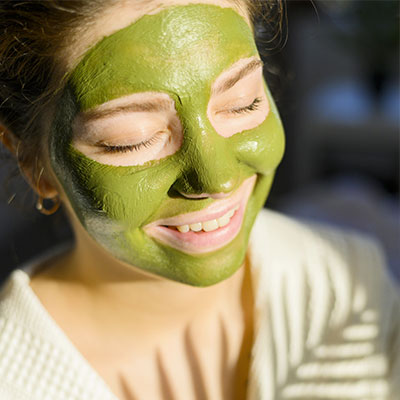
left=169, top=166, right=239, bottom=199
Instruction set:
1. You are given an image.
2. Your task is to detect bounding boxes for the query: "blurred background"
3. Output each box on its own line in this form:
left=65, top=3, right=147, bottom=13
left=0, top=0, right=399, bottom=283
left=266, top=0, right=399, bottom=281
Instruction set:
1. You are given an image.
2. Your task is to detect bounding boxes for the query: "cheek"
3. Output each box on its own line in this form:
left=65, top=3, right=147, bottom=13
left=59, top=149, right=179, bottom=230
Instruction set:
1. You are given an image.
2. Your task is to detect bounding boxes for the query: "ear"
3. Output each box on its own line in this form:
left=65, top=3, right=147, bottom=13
left=0, top=123, right=59, bottom=199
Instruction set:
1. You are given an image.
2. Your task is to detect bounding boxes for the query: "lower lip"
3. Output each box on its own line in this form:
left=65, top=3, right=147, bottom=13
left=147, top=203, right=245, bottom=254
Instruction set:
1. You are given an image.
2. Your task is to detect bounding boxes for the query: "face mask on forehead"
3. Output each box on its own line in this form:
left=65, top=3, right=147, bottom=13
left=50, top=4, right=285, bottom=286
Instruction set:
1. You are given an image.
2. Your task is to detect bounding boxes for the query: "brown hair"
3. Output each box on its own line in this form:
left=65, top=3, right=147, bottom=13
left=0, top=0, right=283, bottom=170
left=0, top=1, right=118, bottom=168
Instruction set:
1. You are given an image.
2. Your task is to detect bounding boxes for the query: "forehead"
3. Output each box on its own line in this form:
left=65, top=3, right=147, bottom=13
left=69, top=4, right=258, bottom=111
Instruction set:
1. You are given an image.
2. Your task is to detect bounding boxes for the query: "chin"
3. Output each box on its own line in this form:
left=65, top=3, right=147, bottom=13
left=83, top=172, right=275, bottom=287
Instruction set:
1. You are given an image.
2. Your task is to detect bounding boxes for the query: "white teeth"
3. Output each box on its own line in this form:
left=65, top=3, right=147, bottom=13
left=175, top=206, right=239, bottom=233
left=189, top=222, right=202, bottom=232
left=226, top=209, right=235, bottom=218
left=177, top=225, right=189, bottom=233
left=217, top=215, right=230, bottom=227
left=203, top=219, right=218, bottom=232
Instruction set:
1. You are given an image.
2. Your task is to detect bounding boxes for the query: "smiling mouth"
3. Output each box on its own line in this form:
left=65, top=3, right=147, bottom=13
left=144, top=175, right=256, bottom=254
left=170, top=204, right=240, bottom=233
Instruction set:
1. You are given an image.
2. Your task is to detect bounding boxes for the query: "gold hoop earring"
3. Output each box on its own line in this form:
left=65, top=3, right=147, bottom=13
left=36, top=195, right=60, bottom=215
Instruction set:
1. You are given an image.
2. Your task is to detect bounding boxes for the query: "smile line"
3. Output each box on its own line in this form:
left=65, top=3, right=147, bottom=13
left=143, top=175, right=257, bottom=254
left=145, top=175, right=255, bottom=228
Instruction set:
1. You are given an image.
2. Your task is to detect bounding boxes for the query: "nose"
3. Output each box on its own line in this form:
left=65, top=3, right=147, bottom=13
left=171, top=128, right=241, bottom=198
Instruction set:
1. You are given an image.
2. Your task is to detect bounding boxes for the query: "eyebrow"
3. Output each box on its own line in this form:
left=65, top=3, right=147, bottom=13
left=81, top=98, right=172, bottom=122
left=80, top=59, right=263, bottom=121
left=212, top=58, right=264, bottom=95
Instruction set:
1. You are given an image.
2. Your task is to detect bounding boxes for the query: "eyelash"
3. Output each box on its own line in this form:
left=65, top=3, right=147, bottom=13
left=227, top=97, right=263, bottom=115
left=99, top=134, right=163, bottom=154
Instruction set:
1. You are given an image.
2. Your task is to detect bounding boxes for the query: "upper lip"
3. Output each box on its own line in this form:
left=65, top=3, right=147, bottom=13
left=145, top=176, right=255, bottom=228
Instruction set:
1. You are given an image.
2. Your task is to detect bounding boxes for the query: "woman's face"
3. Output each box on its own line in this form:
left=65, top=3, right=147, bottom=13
left=49, top=2, right=285, bottom=286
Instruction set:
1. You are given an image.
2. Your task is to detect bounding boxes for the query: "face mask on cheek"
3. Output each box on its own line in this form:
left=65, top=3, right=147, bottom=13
left=49, top=4, right=285, bottom=287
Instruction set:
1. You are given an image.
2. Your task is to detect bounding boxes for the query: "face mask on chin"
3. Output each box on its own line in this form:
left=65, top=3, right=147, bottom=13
left=49, top=4, right=285, bottom=287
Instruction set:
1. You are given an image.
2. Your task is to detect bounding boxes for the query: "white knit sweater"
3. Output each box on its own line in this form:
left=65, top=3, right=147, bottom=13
left=0, top=210, right=399, bottom=400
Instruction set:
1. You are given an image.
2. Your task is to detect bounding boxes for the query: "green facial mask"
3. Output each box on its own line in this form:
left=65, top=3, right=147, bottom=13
left=50, top=4, right=285, bottom=286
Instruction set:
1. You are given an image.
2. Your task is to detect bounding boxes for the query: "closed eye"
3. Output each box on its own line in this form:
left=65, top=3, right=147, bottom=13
left=97, top=133, right=165, bottom=154
left=219, top=97, right=263, bottom=115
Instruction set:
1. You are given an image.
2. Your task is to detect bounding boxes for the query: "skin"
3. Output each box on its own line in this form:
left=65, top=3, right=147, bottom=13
left=49, top=4, right=285, bottom=287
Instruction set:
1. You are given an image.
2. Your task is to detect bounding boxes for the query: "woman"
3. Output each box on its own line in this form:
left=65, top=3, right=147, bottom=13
left=0, top=0, right=398, bottom=399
